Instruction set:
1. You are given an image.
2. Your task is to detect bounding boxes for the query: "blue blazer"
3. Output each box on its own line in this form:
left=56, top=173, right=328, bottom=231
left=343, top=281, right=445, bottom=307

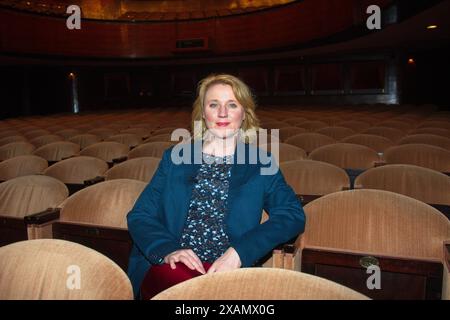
left=126, top=141, right=305, bottom=296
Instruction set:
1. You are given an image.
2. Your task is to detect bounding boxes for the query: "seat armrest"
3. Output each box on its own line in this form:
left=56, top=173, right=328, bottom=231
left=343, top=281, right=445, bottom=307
left=24, top=208, right=60, bottom=225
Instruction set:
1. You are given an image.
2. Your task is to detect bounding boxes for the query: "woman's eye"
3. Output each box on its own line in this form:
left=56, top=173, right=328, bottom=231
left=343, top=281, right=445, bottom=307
left=229, top=103, right=237, bottom=108
left=209, top=103, right=218, bottom=108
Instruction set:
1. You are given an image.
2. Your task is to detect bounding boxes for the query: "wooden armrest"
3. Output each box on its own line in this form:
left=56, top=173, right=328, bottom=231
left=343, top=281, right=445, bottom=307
left=24, top=208, right=60, bottom=225
left=112, top=156, right=128, bottom=164
left=84, top=176, right=105, bottom=186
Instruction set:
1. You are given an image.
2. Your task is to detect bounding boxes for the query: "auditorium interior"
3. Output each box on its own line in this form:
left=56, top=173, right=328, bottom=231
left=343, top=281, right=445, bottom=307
left=0, top=0, right=450, bottom=301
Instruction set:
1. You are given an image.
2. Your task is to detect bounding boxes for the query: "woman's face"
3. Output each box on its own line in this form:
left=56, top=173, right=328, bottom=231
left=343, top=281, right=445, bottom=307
left=203, top=83, right=245, bottom=139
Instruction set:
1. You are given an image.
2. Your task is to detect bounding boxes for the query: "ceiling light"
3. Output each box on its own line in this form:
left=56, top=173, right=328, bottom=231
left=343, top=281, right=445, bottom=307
left=426, top=25, right=438, bottom=30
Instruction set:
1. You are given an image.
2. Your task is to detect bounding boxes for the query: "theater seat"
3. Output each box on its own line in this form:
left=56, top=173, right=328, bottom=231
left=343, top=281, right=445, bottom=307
left=285, top=133, right=336, bottom=154
left=398, top=134, right=450, bottom=151
left=43, top=156, right=109, bottom=195
left=280, top=160, right=350, bottom=204
left=26, top=179, right=146, bottom=271
left=105, top=157, right=160, bottom=182
left=151, top=268, right=368, bottom=300
left=0, top=141, right=36, bottom=161
left=0, top=155, right=48, bottom=182
left=341, top=133, right=394, bottom=154
left=79, top=141, right=129, bottom=167
left=308, top=143, right=380, bottom=187
left=0, top=175, right=68, bottom=246
left=106, top=133, right=142, bottom=149
left=288, top=189, right=450, bottom=299
left=69, top=133, right=102, bottom=150
left=0, top=239, right=133, bottom=299
left=354, top=164, right=450, bottom=219
left=33, top=141, right=80, bottom=165
left=384, top=144, right=450, bottom=173
left=128, top=141, right=175, bottom=159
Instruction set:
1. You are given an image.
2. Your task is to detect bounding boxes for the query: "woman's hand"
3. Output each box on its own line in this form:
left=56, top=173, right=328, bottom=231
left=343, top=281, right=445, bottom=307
left=164, top=249, right=206, bottom=274
left=207, top=247, right=242, bottom=274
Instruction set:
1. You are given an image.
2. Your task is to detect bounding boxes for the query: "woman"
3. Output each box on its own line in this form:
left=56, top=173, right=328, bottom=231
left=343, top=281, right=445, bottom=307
left=127, top=74, right=305, bottom=298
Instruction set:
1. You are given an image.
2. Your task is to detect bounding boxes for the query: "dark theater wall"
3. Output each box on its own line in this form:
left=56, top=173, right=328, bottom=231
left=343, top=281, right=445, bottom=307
left=400, top=45, right=450, bottom=109
left=1, top=51, right=401, bottom=119
left=0, top=0, right=392, bottom=59
left=1, top=66, right=72, bottom=119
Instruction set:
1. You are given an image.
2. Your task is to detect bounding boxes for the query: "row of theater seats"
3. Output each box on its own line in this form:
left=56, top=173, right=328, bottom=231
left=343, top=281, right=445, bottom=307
left=0, top=239, right=369, bottom=300
left=0, top=104, right=449, bottom=299
left=0, top=173, right=449, bottom=299
left=1, top=150, right=449, bottom=220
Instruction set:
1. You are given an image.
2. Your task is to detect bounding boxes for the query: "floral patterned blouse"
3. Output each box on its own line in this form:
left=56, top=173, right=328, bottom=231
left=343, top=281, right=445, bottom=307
left=180, top=152, right=233, bottom=262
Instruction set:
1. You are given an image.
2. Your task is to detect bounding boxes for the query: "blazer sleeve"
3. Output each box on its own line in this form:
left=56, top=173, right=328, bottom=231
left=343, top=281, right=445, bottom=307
left=230, top=163, right=306, bottom=267
left=127, top=148, right=181, bottom=264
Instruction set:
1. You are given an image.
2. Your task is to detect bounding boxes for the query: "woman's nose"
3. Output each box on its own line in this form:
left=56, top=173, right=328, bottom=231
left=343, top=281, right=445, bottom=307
left=218, top=105, right=228, bottom=118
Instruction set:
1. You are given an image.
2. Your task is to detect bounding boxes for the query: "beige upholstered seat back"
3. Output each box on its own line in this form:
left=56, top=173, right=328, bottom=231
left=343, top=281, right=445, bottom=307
left=260, top=143, right=306, bottom=164
left=0, top=135, right=26, bottom=147
left=0, top=142, right=36, bottom=161
left=411, top=127, right=449, bottom=137
left=364, top=126, right=405, bottom=142
left=105, top=157, right=160, bottom=182
left=121, top=127, right=151, bottom=139
left=0, top=130, right=21, bottom=140
left=59, top=179, right=146, bottom=228
left=29, top=134, right=63, bottom=148
left=285, top=133, right=336, bottom=153
left=316, top=126, right=355, bottom=141
left=106, top=133, right=142, bottom=148
left=280, top=160, right=349, bottom=195
left=309, top=143, right=379, bottom=170
left=384, top=144, right=450, bottom=172
left=44, top=156, right=108, bottom=184
left=0, top=175, right=68, bottom=218
left=355, top=164, right=450, bottom=205
left=152, top=268, right=368, bottom=300
left=296, top=120, right=328, bottom=131
left=79, top=141, right=129, bottom=163
left=0, top=239, right=133, bottom=299
left=418, top=121, right=450, bottom=130
left=303, top=189, right=450, bottom=261
left=69, top=134, right=102, bottom=150
left=283, top=117, right=307, bottom=126
left=398, top=134, right=450, bottom=151
left=87, top=128, right=117, bottom=140
left=341, top=134, right=394, bottom=153
left=23, top=129, right=50, bottom=140
left=54, top=128, right=80, bottom=140
left=152, top=127, right=179, bottom=135
left=0, top=155, right=48, bottom=181
left=278, top=127, right=307, bottom=141
left=128, top=142, right=174, bottom=159
left=378, top=120, right=413, bottom=132
left=33, top=141, right=80, bottom=162
left=336, top=120, right=371, bottom=132
left=143, top=133, right=174, bottom=143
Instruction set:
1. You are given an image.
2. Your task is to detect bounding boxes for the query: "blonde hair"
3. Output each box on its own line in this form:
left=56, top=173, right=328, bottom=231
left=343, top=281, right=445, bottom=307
left=191, top=74, right=260, bottom=141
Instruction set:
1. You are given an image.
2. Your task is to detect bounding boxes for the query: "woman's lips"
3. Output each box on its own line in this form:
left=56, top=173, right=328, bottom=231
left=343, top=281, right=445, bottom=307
left=216, top=122, right=230, bottom=127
